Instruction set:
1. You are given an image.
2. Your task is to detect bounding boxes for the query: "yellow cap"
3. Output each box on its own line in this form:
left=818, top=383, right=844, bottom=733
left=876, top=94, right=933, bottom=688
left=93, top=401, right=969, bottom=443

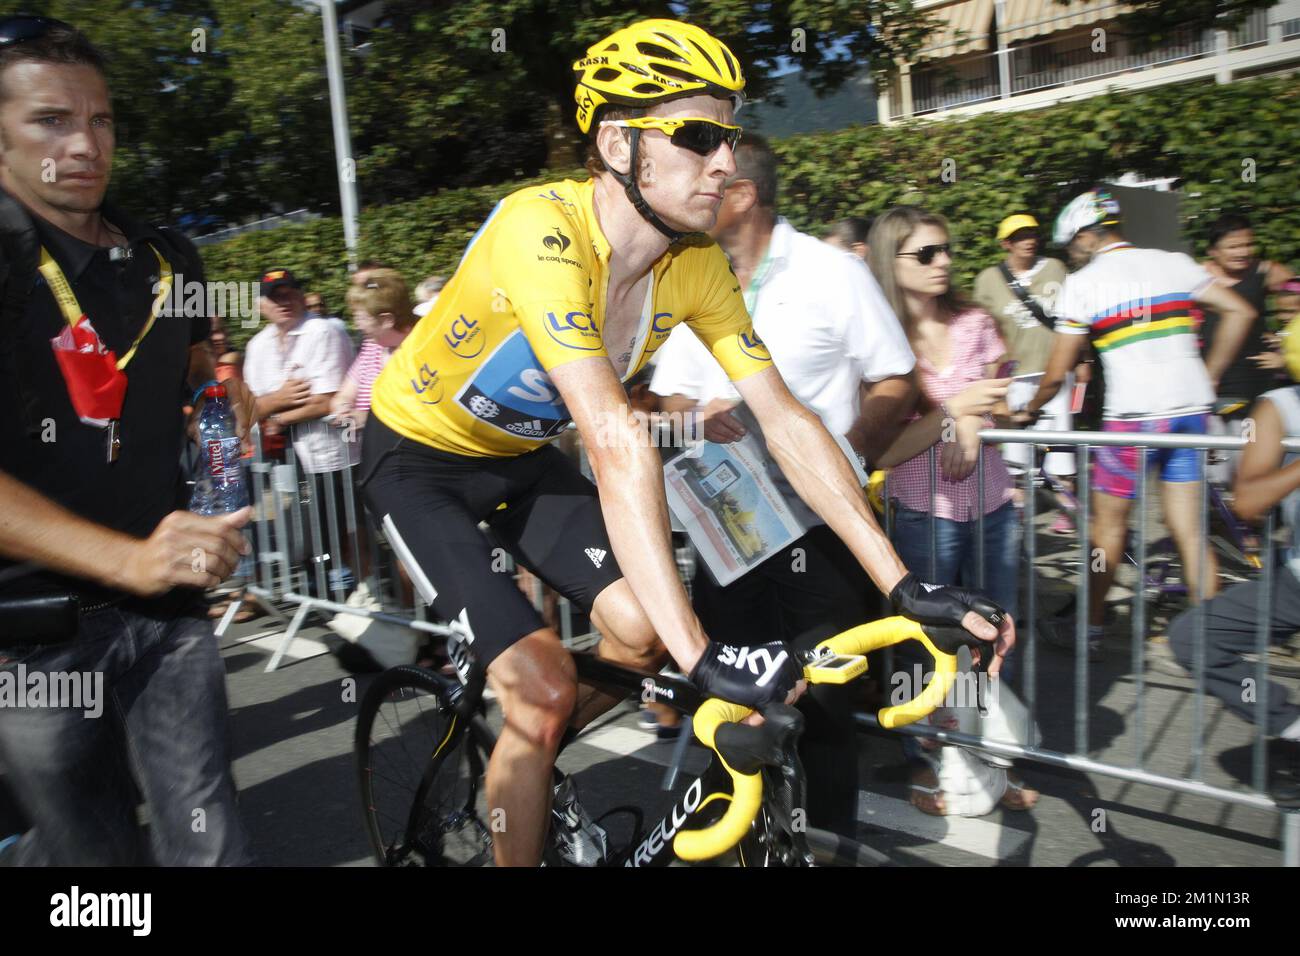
left=997, top=214, right=1039, bottom=241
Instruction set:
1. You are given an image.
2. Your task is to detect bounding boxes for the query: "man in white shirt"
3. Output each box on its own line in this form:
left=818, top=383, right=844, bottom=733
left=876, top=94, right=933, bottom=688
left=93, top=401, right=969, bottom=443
left=650, top=134, right=915, bottom=836
left=245, top=268, right=359, bottom=592
left=1026, top=190, right=1256, bottom=657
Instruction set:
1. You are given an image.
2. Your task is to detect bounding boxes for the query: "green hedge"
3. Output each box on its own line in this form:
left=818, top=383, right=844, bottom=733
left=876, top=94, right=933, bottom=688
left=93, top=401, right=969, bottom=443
left=204, top=72, right=1300, bottom=349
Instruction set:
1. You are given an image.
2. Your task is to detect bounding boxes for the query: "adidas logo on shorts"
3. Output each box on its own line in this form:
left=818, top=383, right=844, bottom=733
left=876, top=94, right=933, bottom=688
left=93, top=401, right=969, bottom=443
left=585, top=547, right=607, bottom=568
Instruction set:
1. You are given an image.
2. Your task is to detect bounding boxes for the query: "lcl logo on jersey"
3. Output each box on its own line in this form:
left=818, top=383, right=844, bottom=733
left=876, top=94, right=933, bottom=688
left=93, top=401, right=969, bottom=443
left=410, top=362, right=444, bottom=404
left=545, top=309, right=601, bottom=351
left=443, top=314, right=484, bottom=359
left=645, top=311, right=676, bottom=354
left=737, top=330, right=771, bottom=362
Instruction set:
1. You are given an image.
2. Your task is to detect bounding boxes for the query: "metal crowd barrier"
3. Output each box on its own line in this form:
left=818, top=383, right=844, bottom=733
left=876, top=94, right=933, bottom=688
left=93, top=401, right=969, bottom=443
left=215, top=421, right=597, bottom=671
left=877, top=428, right=1299, bottom=865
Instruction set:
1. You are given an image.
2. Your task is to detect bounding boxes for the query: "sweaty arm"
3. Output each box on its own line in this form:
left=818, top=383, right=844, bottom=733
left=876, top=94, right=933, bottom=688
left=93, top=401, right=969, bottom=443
left=1233, top=397, right=1300, bottom=521
left=738, top=366, right=907, bottom=596
left=550, top=356, right=707, bottom=673
left=1198, top=280, right=1258, bottom=387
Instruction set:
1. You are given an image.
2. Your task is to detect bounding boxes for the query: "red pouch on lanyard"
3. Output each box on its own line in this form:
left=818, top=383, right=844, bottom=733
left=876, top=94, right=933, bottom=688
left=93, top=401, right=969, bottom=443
left=50, top=316, right=127, bottom=427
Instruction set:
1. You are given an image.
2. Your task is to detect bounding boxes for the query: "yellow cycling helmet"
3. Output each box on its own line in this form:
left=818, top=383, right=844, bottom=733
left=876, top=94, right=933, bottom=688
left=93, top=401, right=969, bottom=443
left=573, top=19, right=746, bottom=134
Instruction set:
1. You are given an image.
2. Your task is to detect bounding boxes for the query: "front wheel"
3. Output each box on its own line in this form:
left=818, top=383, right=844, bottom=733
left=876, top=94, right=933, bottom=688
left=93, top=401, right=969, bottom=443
left=736, top=805, right=891, bottom=867
left=355, top=665, right=497, bottom=867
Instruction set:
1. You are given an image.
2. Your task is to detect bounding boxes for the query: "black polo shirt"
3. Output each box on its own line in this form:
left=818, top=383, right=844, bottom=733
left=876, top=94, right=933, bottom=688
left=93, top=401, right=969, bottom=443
left=0, top=193, right=207, bottom=601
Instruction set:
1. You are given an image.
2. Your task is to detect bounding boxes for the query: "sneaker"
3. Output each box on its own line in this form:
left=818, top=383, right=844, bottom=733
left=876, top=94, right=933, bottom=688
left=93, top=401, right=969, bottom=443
left=1048, top=513, right=1075, bottom=535
left=1268, top=738, right=1300, bottom=809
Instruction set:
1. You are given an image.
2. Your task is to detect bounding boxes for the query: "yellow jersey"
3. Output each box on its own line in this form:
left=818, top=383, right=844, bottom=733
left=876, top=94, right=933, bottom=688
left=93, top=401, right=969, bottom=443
left=369, top=177, right=772, bottom=457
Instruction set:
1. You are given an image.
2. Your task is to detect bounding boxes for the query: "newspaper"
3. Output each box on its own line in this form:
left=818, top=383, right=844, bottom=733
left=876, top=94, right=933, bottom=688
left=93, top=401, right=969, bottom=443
left=663, top=433, right=806, bottom=587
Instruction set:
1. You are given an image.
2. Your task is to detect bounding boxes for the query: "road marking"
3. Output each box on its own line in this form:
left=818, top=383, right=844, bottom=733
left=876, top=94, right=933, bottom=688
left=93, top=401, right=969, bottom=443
left=228, top=629, right=331, bottom=662
left=857, top=791, right=1031, bottom=860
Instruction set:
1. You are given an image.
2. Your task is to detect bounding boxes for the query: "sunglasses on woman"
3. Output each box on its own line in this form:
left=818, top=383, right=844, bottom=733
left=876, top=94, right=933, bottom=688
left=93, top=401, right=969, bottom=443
left=896, top=243, right=952, bottom=266
left=600, top=116, right=742, bottom=156
left=0, top=15, right=72, bottom=47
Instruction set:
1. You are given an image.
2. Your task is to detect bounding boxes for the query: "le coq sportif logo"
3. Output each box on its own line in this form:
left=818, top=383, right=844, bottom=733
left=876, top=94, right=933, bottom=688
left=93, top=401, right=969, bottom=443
left=542, top=228, right=571, bottom=254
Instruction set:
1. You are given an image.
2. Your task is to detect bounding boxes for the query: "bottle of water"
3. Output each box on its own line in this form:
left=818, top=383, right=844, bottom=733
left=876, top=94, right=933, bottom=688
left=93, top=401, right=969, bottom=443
left=191, top=384, right=250, bottom=516
left=550, top=776, right=609, bottom=866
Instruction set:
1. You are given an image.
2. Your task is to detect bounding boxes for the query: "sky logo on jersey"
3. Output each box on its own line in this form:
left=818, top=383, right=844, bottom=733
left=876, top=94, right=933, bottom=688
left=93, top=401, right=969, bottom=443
left=545, top=308, right=601, bottom=351
left=457, top=330, right=571, bottom=441
left=737, top=329, right=770, bottom=361
left=443, top=314, right=485, bottom=359
left=410, top=362, right=444, bottom=404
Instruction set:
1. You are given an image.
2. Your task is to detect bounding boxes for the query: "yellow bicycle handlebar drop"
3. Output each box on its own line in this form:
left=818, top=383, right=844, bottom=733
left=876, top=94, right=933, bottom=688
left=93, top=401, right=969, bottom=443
left=674, top=616, right=962, bottom=860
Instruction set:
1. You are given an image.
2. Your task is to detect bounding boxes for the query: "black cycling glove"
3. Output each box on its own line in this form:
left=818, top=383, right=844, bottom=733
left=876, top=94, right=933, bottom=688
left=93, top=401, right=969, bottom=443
left=889, top=572, right=1006, bottom=630
left=690, top=640, right=803, bottom=709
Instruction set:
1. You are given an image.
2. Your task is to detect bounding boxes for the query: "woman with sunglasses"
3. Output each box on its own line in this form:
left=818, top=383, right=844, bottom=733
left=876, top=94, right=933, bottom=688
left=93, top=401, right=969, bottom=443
left=868, top=206, right=1039, bottom=816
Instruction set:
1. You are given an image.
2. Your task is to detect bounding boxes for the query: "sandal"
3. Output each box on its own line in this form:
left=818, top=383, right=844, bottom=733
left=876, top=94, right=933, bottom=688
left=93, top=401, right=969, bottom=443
left=1000, top=772, right=1040, bottom=811
left=909, top=764, right=948, bottom=816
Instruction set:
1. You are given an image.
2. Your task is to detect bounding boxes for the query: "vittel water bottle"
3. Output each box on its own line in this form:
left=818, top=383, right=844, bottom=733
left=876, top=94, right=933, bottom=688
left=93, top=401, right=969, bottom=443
left=191, top=384, right=250, bottom=515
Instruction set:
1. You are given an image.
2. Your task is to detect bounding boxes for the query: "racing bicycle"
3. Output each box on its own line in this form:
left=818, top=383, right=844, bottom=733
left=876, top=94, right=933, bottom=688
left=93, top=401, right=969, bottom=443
left=354, top=616, right=993, bottom=867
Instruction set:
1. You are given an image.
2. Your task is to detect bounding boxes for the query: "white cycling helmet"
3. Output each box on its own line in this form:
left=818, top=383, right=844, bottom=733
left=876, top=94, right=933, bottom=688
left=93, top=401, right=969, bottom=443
left=1052, top=188, right=1122, bottom=246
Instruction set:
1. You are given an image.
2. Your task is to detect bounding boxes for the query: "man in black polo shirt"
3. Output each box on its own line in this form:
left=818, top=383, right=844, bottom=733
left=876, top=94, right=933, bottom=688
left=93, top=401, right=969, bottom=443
left=0, top=17, right=252, bottom=864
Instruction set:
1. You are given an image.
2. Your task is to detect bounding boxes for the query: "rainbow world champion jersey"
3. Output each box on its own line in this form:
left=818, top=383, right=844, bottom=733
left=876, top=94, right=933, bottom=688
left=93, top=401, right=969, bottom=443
left=370, top=178, right=773, bottom=457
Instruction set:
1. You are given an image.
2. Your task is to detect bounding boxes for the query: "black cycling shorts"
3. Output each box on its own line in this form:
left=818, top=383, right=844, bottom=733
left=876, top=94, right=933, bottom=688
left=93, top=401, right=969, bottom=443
left=358, top=414, right=623, bottom=670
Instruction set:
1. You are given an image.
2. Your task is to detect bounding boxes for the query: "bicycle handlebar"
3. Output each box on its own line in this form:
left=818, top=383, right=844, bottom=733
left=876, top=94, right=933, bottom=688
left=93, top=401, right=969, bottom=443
left=675, top=615, right=997, bottom=861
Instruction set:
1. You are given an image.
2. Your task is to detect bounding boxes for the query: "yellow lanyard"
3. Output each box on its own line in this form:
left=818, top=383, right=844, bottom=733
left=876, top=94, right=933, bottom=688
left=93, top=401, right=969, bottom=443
left=37, top=242, right=174, bottom=370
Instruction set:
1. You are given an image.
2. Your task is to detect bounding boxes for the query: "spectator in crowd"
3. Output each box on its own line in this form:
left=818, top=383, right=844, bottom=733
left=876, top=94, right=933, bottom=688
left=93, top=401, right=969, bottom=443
left=244, top=268, right=359, bottom=594
left=215, top=349, right=243, bottom=385
left=413, top=274, right=446, bottom=318
left=331, top=268, right=416, bottom=430
left=1168, top=382, right=1300, bottom=808
left=0, top=16, right=251, bottom=864
left=1197, top=213, right=1295, bottom=482
left=210, top=315, right=229, bottom=359
left=650, top=135, right=917, bottom=836
left=868, top=205, right=1036, bottom=816
left=973, top=213, right=1077, bottom=533
left=824, top=215, right=872, bottom=262
left=352, top=259, right=395, bottom=289
left=1025, top=189, right=1257, bottom=659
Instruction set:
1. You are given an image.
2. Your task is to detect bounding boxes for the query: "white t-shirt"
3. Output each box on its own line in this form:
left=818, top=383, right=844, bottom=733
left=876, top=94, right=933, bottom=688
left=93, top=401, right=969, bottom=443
left=1055, top=243, right=1216, bottom=420
left=651, top=218, right=915, bottom=431
left=244, top=316, right=358, bottom=473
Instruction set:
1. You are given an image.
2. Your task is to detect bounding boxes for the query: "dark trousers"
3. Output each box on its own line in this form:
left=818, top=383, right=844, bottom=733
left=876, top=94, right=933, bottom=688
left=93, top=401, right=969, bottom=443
left=0, top=602, right=249, bottom=865
left=1169, top=566, right=1300, bottom=737
left=691, top=524, right=876, bottom=837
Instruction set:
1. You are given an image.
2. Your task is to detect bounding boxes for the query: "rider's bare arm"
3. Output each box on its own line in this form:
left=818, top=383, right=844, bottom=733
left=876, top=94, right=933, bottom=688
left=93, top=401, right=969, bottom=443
left=1233, top=397, right=1300, bottom=522
left=549, top=355, right=709, bottom=673
left=1198, top=280, right=1258, bottom=387
left=735, top=366, right=907, bottom=597
left=1026, top=331, right=1086, bottom=416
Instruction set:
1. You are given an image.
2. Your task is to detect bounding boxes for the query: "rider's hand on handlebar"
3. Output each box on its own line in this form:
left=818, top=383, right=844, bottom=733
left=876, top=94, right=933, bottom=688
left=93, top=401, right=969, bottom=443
left=690, top=639, right=806, bottom=709
left=889, top=572, right=1017, bottom=676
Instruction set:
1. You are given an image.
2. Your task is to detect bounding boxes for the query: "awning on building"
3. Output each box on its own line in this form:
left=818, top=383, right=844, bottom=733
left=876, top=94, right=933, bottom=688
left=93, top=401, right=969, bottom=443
left=997, top=0, right=1132, bottom=45
left=917, top=0, right=996, bottom=59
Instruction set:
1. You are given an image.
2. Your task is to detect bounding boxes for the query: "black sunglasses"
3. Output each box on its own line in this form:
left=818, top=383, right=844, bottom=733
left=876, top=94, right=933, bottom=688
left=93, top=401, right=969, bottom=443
left=0, top=15, right=72, bottom=47
left=670, top=120, right=742, bottom=156
left=896, top=243, right=952, bottom=266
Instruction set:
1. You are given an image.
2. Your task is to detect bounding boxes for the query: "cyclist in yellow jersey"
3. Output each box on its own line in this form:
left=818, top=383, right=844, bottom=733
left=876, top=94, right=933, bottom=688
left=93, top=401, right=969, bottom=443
left=359, top=18, right=1017, bottom=866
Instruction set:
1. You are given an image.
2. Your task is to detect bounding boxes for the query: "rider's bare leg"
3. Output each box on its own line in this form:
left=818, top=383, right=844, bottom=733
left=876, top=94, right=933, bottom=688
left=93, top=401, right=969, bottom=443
left=569, top=578, right=669, bottom=730
left=484, top=629, right=577, bottom=866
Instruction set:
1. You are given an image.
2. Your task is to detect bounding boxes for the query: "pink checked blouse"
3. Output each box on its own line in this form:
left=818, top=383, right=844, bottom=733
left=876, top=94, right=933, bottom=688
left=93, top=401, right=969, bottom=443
left=888, top=308, right=1015, bottom=522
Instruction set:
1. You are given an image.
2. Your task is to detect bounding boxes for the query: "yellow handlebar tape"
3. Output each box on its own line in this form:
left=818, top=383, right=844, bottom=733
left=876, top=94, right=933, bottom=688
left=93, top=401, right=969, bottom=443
left=815, top=616, right=960, bottom=729
left=673, top=699, right=764, bottom=862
